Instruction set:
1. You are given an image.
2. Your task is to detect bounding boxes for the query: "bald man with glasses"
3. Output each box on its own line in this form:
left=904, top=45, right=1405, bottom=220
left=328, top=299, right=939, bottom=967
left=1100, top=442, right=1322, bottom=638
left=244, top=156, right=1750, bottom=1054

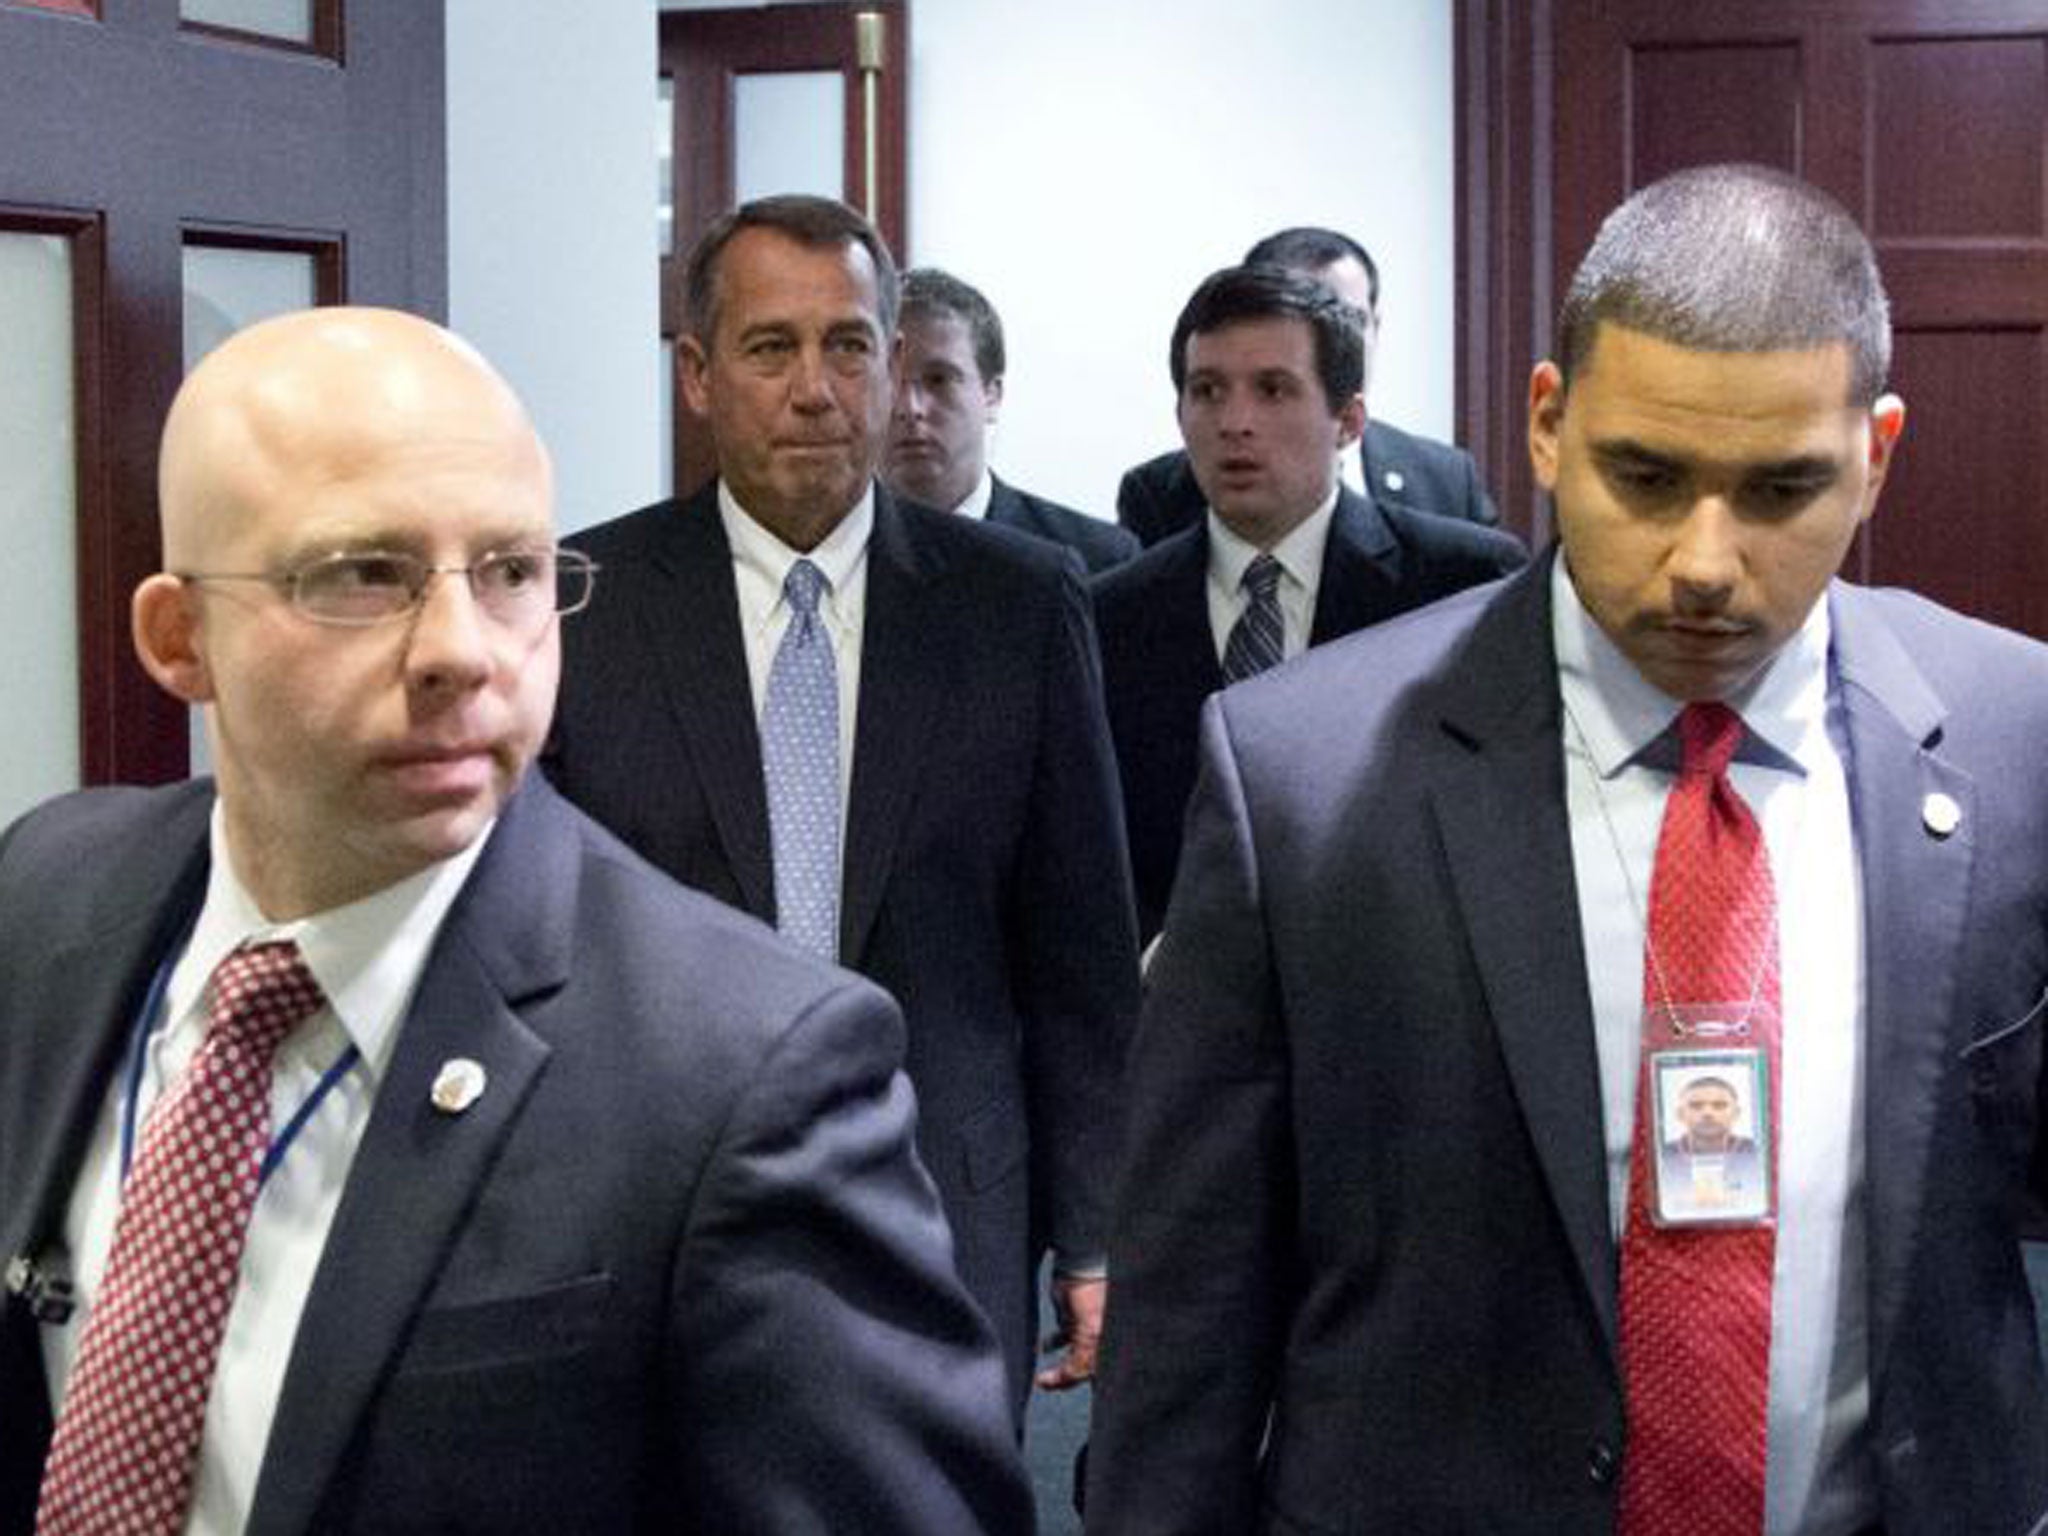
left=0, top=307, right=1030, bottom=1535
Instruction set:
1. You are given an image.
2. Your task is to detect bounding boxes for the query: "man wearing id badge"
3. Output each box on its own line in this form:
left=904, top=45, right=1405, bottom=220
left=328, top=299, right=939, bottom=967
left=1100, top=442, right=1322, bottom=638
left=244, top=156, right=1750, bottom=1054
left=1089, top=163, right=2048, bottom=1535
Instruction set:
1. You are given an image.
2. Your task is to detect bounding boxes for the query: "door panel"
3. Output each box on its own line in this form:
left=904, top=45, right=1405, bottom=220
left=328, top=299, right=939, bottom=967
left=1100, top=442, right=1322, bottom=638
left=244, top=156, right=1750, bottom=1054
left=659, top=2, right=908, bottom=499
left=0, top=0, right=443, bottom=793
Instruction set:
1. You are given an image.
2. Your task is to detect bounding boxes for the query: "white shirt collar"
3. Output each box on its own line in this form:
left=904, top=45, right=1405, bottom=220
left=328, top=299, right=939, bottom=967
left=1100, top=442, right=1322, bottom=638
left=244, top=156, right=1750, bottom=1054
left=169, top=803, right=495, bottom=1082
left=718, top=478, right=874, bottom=628
left=1205, top=484, right=1340, bottom=596
left=1552, top=554, right=1831, bottom=780
left=952, top=469, right=995, bottom=521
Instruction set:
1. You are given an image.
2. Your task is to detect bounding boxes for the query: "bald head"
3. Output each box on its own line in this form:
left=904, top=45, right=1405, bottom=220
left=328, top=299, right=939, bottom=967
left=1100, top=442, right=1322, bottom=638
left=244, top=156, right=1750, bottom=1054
left=136, top=306, right=564, bottom=919
left=159, top=307, right=550, bottom=568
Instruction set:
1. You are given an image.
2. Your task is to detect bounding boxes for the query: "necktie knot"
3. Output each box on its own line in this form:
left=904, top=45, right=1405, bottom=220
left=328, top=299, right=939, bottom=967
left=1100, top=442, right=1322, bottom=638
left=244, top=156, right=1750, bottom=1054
left=784, top=558, right=828, bottom=625
left=1242, top=553, right=1282, bottom=603
left=205, top=940, right=325, bottom=1060
left=1679, top=701, right=1744, bottom=781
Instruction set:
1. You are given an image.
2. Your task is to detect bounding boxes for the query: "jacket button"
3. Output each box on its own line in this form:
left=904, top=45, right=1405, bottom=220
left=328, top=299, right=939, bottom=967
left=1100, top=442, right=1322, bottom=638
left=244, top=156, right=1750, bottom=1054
left=1587, top=1440, right=1618, bottom=1485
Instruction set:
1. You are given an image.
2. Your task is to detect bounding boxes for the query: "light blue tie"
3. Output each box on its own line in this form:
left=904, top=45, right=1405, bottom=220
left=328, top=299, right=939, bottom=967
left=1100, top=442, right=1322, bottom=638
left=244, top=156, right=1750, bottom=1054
left=1221, top=553, right=1286, bottom=683
left=762, top=558, right=841, bottom=959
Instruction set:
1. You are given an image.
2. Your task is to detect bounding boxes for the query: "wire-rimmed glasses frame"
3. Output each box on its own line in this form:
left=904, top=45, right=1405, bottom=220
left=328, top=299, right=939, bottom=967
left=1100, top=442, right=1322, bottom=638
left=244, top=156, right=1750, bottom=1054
left=173, top=546, right=598, bottom=630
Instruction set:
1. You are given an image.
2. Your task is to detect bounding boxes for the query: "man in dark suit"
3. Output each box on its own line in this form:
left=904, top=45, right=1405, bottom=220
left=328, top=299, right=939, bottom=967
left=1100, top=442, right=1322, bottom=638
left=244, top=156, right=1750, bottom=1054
left=1116, top=226, right=1500, bottom=547
left=1094, top=264, right=1524, bottom=941
left=885, top=266, right=1137, bottom=573
left=545, top=197, right=1140, bottom=1420
left=0, top=308, right=1030, bottom=1533
left=1122, top=225, right=1507, bottom=544
left=1088, top=164, right=2048, bottom=1533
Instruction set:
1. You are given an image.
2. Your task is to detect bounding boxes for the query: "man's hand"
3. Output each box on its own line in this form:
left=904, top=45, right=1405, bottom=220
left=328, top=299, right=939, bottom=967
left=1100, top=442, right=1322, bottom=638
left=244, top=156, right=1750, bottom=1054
left=1035, top=1273, right=1107, bottom=1391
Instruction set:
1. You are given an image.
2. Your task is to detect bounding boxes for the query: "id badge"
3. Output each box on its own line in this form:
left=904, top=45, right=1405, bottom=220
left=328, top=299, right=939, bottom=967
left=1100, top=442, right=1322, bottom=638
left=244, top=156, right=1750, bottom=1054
left=1642, top=1004, right=1775, bottom=1229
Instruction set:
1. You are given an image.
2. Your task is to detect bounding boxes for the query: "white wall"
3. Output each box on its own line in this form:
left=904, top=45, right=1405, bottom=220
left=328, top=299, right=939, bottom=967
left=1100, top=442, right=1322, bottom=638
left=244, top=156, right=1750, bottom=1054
left=446, top=0, right=663, bottom=532
left=661, top=0, right=1457, bottom=519
left=903, top=0, right=1456, bottom=516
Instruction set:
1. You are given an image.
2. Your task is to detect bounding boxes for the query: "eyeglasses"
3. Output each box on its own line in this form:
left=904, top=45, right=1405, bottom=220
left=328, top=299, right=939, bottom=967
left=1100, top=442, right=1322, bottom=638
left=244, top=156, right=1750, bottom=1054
left=175, top=547, right=598, bottom=629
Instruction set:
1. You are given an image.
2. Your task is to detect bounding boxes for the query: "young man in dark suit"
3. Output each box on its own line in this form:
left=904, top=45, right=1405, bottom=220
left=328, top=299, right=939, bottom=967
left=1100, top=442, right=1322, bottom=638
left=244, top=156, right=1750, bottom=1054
left=545, top=197, right=1140, bottom=1422
left=1089, top=165, right=2048, bottom=1534
left=0, top=308, right=1030, bottom=1533
left=1116, top=226, right=1501, bottom=546
left=885, top=266, right=1138, bottom=573
left=1094, top=264, right=1525, bottom=941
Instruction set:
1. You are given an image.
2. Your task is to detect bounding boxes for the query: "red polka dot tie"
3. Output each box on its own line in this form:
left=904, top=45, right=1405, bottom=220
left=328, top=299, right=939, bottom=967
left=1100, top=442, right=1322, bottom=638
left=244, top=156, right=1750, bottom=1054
left=36, top=941, right=327, bottom=1536
left=1617, top=702, right=1780, bottom=1534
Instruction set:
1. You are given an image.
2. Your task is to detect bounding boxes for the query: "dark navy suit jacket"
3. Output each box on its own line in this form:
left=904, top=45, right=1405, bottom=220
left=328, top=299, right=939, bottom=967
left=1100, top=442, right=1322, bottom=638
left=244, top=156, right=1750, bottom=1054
left=1088, top=554, right=2048, bottom=1534
left=545, top=482, right=1141, bottom=1411
left=0, top=777, right=1031, bottom=1534
left=1115, top=418, right=1500, bottom=547
left=1092, top=486, right=1525, bottom=940
left=985, top=475, right=1137, bottom=573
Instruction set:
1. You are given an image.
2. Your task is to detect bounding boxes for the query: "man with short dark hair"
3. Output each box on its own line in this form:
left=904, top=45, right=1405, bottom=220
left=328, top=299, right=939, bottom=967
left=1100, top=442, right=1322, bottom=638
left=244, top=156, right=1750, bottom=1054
left=1088, top=163, right=2048, bottom=1533
left=885, top=267, right=1136, bottom=573
left=1115, top=224, right=1501, bottom=545
left=0, top=307, right=1031, bottom=1533
left=546, top=196, right=1140, bottom=1423
left=1093, top=263, right=1523, bottom=940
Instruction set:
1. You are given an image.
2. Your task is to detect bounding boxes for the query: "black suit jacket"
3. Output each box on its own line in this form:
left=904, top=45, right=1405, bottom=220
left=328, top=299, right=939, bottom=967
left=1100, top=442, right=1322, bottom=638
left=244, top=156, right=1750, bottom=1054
left=984, top=475, right=1137, bottom=573
left=1091, top=486, right=1525, bottom=939
left=0, top=777, right=1031, bottom=1534
left=1116, top=418, right=1500, bottom=547
left=545, top=483, right=1141, bottom=1409
left=1087, top=555, right=2048, bottom=1534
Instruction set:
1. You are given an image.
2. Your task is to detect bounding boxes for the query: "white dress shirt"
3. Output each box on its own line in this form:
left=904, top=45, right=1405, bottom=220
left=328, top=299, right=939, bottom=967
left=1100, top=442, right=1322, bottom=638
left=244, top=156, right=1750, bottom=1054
left=719, top=480, right=870, bottom=830
left=1553, top=557, right=1877, bottom=1535
left=43, top=805, right=490, bottom=1535
left=949, top=468, right=995, bottom=521
left=1203, top=487, right=1339, bottom=666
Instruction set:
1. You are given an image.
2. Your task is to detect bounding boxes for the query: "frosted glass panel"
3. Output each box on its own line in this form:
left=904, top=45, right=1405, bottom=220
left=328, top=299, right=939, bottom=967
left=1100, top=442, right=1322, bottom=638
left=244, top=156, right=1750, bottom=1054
left=734, top=71, right=845, bottom=203
left=0, top=232, right=80, bottom=826
left=182, top=243, right=317, bottom=768
left=183, top=244, right=316, bottom=371
left=659, top=78, right=676, bottom=257
left=180, top=0, right=312, bottom=43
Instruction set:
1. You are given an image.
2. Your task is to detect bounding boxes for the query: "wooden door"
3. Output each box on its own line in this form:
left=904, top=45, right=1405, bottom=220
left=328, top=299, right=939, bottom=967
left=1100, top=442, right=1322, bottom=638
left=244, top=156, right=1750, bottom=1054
left=1461, top=1, right=2048, bottom=639
left=0, top=0, right=445, bottom=793
left=659, top=2, right=909, bottom=500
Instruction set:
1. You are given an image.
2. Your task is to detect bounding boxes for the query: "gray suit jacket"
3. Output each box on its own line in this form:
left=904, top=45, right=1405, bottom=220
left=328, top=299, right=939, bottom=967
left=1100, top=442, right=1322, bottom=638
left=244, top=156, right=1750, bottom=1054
left=1088, top=554, right=2048, bottom=1533
left=0, top=777, right=1031, bottom=1534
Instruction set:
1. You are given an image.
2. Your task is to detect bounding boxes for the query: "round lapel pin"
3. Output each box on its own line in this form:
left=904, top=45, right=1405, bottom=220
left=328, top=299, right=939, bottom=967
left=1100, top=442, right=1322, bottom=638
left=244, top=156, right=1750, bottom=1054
left=430, top=1057, right=487, bottom=1115
left=1921, top=791, right=1962, bottom=839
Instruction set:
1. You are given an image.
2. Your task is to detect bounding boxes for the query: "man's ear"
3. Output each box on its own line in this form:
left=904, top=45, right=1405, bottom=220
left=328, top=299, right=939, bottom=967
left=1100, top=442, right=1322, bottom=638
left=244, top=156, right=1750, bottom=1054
left=1527, top=361, right=1567, bottom=491
left=983, top=373, right=1004, bottom=425
left=677, top=335, right=712, bottom=416
left=132, top=574, right=214, bottom=704
left=1335, top=390, right=1366, bottom=451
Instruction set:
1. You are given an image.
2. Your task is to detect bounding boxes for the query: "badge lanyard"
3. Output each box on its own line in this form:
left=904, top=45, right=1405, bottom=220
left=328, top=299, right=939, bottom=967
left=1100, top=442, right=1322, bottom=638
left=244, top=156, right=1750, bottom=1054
left=118, top=946, right=361, bottom=1190
left=1565, top=702, right=1787, bottom=1228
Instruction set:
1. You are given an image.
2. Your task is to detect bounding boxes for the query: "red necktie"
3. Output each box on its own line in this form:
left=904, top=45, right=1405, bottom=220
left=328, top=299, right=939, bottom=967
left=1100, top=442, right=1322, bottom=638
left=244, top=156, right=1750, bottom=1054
left=1618, top=703, right=1780, bottom=1535
left=37, top=941, right=326, bottom=1536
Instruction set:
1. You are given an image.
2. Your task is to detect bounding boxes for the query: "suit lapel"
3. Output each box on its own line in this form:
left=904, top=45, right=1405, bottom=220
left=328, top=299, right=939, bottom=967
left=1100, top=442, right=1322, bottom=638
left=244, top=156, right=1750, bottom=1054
left=249, top=781, right=577, bottom=1536
left=1424, top=555, right=1620, bottom=1364
left=1827, top=584, right=1972, bottom=1382
left=1309, top=488, right=1401, bottom=643
left=840, top=492, right=944, bottom=964
left=1149, top=525, right=1223, bottom=695
left=643, top=487, right=774, bottom=920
